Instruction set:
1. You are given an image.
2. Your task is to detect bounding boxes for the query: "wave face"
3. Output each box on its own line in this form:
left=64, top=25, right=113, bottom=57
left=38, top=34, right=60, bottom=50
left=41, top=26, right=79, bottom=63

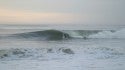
left=9, top=30, right=70, bottom=40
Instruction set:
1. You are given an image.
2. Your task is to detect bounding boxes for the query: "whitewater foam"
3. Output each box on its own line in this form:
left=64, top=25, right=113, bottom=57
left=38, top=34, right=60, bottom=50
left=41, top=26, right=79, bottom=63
left=0, top=47, right=75, bottom=60
left=88, top=28, right=125, bottom=39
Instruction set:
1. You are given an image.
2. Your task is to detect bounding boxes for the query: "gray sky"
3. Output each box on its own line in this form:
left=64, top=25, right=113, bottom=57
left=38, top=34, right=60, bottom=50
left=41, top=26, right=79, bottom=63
left=0, top=0, right=125, bottom=25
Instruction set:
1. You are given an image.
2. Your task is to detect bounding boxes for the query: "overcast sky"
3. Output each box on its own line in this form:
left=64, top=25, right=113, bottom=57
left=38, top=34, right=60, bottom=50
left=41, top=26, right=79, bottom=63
left=0, top=0, right=125, bottom=25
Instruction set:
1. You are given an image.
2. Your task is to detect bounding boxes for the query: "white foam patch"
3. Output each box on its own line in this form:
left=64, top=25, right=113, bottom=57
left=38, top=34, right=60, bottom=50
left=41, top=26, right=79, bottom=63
left=89, top=28, right=125, bottom=39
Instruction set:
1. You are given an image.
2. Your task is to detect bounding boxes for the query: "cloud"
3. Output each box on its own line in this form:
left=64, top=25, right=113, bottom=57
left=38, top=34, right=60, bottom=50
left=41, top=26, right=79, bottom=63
left=0, top=7, right=85, bottom=24
left=0, top=0, right=124, bottom=25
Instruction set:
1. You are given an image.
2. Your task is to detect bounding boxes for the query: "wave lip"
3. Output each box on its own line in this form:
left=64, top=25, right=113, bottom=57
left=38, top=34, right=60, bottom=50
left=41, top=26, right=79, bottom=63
left=10, top=30, right=70, bottom=40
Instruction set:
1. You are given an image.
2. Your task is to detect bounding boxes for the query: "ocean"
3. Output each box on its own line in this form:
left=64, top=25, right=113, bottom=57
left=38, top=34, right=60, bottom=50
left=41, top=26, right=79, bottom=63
left=0, top=25, right=125, bottom=70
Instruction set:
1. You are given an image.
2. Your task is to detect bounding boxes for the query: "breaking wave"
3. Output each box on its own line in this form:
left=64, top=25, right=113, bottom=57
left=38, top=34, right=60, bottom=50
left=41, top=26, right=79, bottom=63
left=65, top=28, right=125, bottom=39
left=3, top=28, right=125, bottom=40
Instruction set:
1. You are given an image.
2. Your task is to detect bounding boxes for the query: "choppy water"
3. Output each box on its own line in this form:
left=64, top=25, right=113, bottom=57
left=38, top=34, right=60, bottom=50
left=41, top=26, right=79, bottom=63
left=0, top=25, right=125, bottom=70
